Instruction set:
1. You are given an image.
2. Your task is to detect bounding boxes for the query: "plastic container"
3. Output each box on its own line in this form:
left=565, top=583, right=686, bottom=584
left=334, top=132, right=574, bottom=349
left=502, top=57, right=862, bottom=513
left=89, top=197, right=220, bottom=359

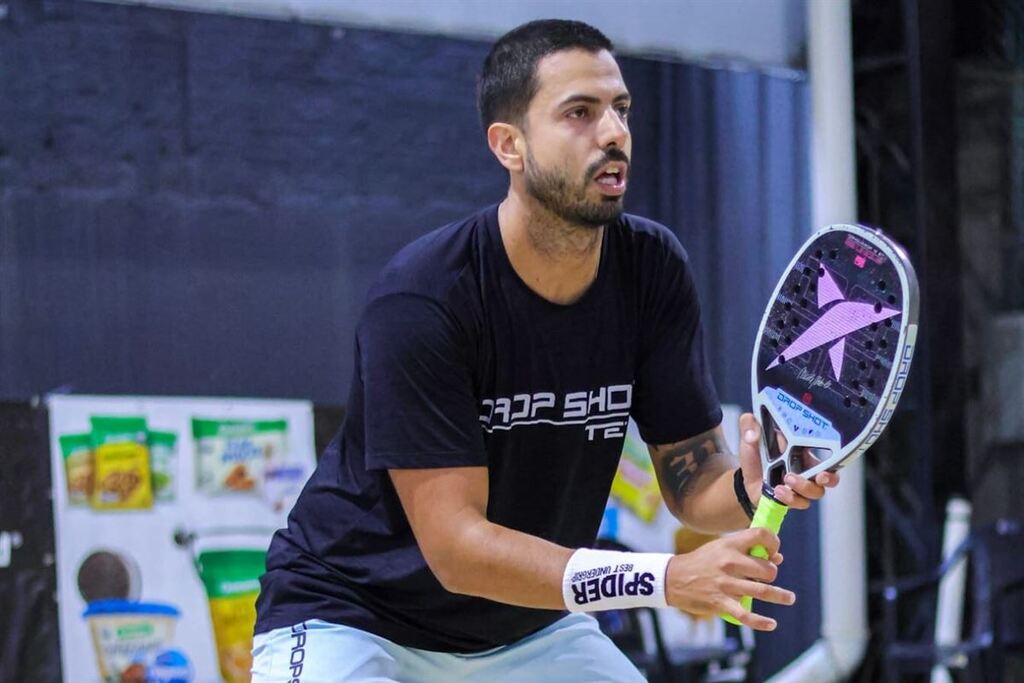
left=82, top=600, right=179, bottom=683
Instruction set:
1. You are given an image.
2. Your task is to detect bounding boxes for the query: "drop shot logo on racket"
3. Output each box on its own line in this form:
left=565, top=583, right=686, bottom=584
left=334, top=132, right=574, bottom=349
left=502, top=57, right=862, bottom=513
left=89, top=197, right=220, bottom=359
left=761, top=387, right=842, bottom=443
left=774, top=390, right=834, bottom=430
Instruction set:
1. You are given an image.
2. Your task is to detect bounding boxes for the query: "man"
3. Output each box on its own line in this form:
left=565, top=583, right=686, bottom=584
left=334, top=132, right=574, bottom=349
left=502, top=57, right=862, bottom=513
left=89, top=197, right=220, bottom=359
left=252, top=19, right=837, bottom=683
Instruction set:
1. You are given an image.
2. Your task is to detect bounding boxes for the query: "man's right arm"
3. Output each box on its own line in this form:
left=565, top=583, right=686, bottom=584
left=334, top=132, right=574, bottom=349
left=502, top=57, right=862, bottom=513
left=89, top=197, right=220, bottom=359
left=389, top=465, right=572, bottom=610
left=389, top=464, right=794, bottom=629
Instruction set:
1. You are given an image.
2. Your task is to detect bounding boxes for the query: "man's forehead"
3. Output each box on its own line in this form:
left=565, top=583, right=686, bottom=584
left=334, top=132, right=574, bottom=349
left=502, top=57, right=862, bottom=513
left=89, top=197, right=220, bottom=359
left=532, top=49, right=628, bottom=104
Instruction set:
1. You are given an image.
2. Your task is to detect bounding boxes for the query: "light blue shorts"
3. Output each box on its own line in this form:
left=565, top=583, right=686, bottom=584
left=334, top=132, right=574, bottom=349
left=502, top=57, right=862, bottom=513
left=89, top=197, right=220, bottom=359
left=250, top=613, right=646, bottom=683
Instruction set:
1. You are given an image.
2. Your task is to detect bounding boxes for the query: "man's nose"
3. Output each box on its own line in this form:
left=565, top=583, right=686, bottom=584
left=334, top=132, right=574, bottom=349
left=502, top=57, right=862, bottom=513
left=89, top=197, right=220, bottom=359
left=596, top=107, right=629, bottom=149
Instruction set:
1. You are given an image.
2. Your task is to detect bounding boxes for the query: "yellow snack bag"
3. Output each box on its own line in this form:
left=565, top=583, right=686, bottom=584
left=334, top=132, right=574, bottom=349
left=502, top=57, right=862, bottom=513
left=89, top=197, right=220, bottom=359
left=90, top=416, right=154, bottom=510
left=195, top=548, right=265, bottom=683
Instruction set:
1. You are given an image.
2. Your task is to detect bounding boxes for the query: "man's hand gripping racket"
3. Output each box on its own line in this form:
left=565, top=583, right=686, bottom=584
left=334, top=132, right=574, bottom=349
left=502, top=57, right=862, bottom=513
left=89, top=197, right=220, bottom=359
left=722, top=224, right=919, bottom=625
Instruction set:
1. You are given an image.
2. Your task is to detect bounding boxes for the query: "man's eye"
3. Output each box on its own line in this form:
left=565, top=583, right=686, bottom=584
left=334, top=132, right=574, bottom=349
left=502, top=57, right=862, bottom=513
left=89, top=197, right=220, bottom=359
left=568, top=108, right=588, bottom=119
left=617, top=106, right=631, bottom=120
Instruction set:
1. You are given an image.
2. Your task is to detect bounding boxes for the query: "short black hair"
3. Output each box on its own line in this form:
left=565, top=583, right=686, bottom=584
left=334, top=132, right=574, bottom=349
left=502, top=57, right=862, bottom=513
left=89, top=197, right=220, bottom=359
left=477, top=19, right=615, bottom=130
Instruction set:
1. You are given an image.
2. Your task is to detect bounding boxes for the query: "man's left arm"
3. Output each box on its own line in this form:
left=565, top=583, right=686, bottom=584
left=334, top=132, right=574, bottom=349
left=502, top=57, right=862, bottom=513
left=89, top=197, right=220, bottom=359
left=648, top=413, right=839, bottom=534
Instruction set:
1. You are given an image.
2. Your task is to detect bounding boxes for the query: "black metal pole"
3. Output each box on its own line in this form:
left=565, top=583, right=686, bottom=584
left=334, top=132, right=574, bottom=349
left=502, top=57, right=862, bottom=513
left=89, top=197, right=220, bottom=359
left=901, top=0, right=967, bottom=518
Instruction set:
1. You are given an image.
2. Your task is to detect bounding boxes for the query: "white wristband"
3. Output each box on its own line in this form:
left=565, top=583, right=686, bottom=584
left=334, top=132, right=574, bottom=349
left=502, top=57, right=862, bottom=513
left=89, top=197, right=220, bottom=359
left=562, top=548, right=673, bottom=612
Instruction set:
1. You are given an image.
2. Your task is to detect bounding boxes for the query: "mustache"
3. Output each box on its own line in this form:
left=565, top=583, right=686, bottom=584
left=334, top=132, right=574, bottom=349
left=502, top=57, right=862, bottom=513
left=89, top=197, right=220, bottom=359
left=585, top=149, right=631, bottom=179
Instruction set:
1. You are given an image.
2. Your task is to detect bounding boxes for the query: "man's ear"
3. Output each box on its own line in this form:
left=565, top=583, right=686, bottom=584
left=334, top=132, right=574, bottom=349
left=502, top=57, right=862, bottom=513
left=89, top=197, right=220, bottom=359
left=487, top=122, right=525, bottom=173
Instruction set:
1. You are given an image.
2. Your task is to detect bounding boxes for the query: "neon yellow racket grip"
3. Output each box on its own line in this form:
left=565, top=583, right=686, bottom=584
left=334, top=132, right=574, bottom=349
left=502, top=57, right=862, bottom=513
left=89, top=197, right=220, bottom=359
left=720, top=493, right=789, bottom=625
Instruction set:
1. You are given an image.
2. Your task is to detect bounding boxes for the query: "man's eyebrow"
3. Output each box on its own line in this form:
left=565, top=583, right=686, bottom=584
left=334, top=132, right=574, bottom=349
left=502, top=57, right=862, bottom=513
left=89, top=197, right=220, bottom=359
left=556, top=92, right=632, bottom=108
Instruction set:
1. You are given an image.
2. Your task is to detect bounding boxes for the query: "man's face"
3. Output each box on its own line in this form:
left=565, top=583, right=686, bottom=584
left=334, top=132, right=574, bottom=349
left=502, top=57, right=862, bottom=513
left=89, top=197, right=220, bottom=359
left=520, top=48, right=632, bottom=228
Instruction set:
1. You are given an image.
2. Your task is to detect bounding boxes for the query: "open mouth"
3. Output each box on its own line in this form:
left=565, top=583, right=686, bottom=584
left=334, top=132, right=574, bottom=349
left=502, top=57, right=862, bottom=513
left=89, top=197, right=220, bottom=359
left=593, top=163, right=627, bottom=195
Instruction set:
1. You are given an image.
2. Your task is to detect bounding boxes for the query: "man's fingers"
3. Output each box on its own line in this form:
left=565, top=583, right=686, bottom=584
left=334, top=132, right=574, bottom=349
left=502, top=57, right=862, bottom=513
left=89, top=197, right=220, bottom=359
left=772, top=472, right=829, bottom=509
left=673, top=529, right=797, bottom=626
left=815, top=471, right=840, bottom=487
left=771, top=484, right=808, bottom=509
left=737, top=413, right=762, bottom=476
left=784, top=473, right=826, bottom=499
left=727, top=555, right=778, bottom=583
left=720, top=598, right=777, bottom=631
left=734, top=526, right=782, bottom=558
left=739, top=413, right=761, bottom=441
left=730, top=579, right=796, bottom=606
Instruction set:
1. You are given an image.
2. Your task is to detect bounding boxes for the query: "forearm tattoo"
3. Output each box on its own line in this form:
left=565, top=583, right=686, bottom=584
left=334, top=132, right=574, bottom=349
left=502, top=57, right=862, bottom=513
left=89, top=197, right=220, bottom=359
left=654, top=432, right=726, bottom=504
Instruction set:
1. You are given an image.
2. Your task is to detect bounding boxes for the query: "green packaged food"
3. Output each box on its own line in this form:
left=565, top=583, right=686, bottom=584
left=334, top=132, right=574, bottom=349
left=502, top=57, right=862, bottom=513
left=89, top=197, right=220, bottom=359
left=192, top=418, right=288, bottom=495
left=90, top=416, right=153, bottom=510
left=148, top=431, right=178, bottom=503
left=195, top=548, right=266, bottom=682
left=59, top=433, right=94, bottom=506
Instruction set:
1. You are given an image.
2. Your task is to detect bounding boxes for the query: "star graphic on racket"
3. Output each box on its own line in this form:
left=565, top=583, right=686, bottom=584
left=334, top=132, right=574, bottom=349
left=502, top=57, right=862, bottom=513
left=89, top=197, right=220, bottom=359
left=767, top=265, right=898, bottom=380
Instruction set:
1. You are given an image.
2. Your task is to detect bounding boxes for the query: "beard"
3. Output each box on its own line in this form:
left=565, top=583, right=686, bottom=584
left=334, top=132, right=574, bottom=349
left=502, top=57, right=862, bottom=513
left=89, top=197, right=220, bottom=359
left=523, top=147, right=626, bottom=228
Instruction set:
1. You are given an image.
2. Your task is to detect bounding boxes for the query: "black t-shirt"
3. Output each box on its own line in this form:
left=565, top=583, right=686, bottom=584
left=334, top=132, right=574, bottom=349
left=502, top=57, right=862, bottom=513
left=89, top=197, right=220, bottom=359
left=254, top=204, right=722, bottom=652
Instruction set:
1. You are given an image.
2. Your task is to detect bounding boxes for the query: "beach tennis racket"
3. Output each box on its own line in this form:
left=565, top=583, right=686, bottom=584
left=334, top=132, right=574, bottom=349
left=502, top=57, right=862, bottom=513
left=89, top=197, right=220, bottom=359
left=723, top=224, right=919, bottom=623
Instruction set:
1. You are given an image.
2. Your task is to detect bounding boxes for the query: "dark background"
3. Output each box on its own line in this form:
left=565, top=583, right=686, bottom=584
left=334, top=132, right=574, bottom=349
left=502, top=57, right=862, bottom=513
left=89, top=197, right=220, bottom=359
left=0, top=0, right=810, bottom=409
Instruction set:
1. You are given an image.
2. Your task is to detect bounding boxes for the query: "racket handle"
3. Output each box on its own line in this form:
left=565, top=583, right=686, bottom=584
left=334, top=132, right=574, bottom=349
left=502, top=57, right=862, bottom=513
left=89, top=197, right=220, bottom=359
left=720, top=491, right=789, bottom=625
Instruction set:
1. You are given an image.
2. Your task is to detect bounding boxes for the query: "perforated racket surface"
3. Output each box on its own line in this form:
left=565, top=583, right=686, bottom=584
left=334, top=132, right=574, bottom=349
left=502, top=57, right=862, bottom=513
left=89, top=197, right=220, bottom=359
left=723, top=224, right=919, bottom=625
left=754, top=224, right=918, bottom=483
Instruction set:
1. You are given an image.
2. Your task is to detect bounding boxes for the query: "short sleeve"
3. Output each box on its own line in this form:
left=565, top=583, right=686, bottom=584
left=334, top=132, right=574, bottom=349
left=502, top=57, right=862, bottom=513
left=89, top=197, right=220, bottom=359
left=358, top=293, right=487, bottom=470
left=630, top=234, right=723, bottom=445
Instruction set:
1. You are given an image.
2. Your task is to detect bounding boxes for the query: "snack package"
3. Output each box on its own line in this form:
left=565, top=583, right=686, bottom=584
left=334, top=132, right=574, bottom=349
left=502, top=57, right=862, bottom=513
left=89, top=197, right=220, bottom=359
left=148, top=431, right=178, bottom=503
left=90, top=416, right=154, bottom=511
left=192, top=418, right=288, bottom=495
left=195, top=548, right=265, bottom=683
left=59, top=433, right=94, bottom=506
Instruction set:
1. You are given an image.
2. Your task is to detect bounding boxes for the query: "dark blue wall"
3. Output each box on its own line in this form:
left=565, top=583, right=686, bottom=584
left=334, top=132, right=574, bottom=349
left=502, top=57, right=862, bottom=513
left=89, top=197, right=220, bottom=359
left=0, top=1, right=817, bottom=677
left=0, top=0, right=503, bottom=403
left=620, top=60, right=813, bottom=406
left=0, top=1, right=810, bottom=410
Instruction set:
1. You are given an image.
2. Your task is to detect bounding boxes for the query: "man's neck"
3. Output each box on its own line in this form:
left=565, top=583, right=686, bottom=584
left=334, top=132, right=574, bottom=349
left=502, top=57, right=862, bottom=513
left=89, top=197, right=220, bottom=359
left=497, top=193, right=605, bottom=306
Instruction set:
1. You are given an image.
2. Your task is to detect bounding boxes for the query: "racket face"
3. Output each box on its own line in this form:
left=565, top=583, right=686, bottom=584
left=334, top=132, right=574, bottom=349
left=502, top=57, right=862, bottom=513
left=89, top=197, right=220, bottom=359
left=752, top=225, right=919, bottom=487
